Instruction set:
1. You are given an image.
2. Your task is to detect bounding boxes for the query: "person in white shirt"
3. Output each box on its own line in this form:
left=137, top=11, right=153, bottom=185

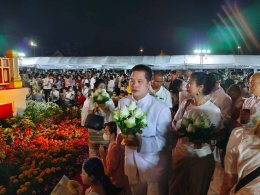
left=83, top=78, right=89, bottom=85
left=107, top=75, right=115, bottom=94
left=82, top=83, right=90, bottom=98
left=170, top=72, right=221, bottom=195
left=64, top=86, right=75, bottom=106
left=50, top=85, right=60, bottom=104
left=42, top=74, right=54, bottom=102
left=81, top=79, right=115, bottom=126
left=118, top=65, right=172, bottom=195
left=90, top=74, right=96, bottom=90
left=149, top=71, right=172, bottom=108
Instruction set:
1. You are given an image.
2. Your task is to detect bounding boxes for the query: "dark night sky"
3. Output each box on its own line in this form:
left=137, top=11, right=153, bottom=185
left=0, top=0, right=259, bottom=56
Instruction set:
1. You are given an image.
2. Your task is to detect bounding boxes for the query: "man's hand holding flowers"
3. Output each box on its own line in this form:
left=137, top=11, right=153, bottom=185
left=113, top=101, right=147, bottom=147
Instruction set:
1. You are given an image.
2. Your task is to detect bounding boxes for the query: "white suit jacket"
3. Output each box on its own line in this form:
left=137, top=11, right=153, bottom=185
left=118, top=94, right=172, bottom=183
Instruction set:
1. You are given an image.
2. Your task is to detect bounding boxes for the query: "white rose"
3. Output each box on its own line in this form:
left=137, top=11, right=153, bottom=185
left=187, top=112, right=197, bottom=122
left=202, top=116, right=211, bottom=128
left=104, top=92, right=110, bottom=98
left=113, top=115, right=119, bottom=121
left=120, top=106, right=130, bottom=118
left=181, top=118, right=190, bottom=127
left=128, top=101, right=137, bottom=111
left=113, top=109, right=120, bottom=120
left=187, top=124, right=195, bottom=132
left=125, top=117, right=136, bottom=128
left=97, top=95, right=103, bottom=102
left=194, top=116, right=202, bottom=128
left=133, top=108, right=144, bottom=119
left=93, top=91, right=99, bottom=98
left=140, top=117, right=147, bottom=126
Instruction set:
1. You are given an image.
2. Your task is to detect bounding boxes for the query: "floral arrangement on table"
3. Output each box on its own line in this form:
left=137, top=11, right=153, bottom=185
left=24, top=100, right=62, bottom=123
left=113, top=102, right=147, bottom=144
left=178, top=112, right=215, bottom=147
left=92, top=89, right=110, bottom=104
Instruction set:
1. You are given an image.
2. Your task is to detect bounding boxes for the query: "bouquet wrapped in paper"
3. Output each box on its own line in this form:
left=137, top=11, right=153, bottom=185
left=113, top=102, right=147, bottom=145
left=178, top=112, right=215, bottom=148
left=93, top=89, right=110, bottom=104
left=51, top=175, right=83, bottom=195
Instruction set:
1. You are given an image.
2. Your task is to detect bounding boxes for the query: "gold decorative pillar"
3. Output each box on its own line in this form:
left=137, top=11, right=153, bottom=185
left=6, top=50, right=23, bottom=88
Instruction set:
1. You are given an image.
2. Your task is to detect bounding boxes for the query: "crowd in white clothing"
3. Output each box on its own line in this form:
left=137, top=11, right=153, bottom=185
left=20, top=67, right=260, bottom=195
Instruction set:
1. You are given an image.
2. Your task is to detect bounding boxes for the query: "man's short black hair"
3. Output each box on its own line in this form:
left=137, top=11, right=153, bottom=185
left=131, top=64, right=152, bottom=81
left=153, top=71, right=164, bottom=77
left=170, top=70, right=177, bottom=74
left=208, top=72, right=222, bottom=82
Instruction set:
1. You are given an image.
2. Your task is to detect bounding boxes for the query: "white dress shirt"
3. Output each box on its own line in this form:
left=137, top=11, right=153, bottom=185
left=149, top=86, right=173, bottom=108
left=107, top=80, right=115, bottom=92
left=50, top=90, right=60, bottom=102
left=82, top=88, right=89, bottom=98
left=90, top=77, right=96, bottom=90
left=42, top=77, right=53, bottom=90
left=118, top=94, right=172, bottom=184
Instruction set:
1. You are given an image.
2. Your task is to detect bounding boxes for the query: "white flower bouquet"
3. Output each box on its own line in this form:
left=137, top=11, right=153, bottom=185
left=92, top=89, right=110, bottom=104
left=113, top=101, right=147, bottom=136
left=178, top=112, right=215, bottom=146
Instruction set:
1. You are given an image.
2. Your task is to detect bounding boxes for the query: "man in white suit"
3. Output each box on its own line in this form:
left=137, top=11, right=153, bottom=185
left=118, top=64, right=172, bottom=195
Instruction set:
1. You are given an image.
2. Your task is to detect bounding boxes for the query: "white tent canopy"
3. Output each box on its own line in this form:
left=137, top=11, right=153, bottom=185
left=20, top=55, right=260, bottom=70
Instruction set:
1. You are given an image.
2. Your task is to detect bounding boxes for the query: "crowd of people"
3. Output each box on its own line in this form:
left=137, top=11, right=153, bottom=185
left=21, top=66, right=259, bottom=195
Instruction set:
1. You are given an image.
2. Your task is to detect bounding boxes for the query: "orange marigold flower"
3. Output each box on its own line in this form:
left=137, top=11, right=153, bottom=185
left=21, top=186, right=27, bottom=192
left=9, top=176, right=16, bottom=181
left=13, top=179, right=19, bottom=184
left=37, top=178, right=43, bottom=183
left=24, top=182, right=30, bottom=186
left=56, top=167, right=61, bottom=171
left=16, top=189, right=22, bottom=195
left=18, top=174, right=24, bottom=179
left=0, top=188, right=7, bottom=194
left=33, top=170, right=38, bottom=175
left=45, top=168, right=51, bottom=174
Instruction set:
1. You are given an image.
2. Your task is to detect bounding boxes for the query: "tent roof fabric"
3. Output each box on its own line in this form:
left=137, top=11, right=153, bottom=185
left=20, top=55, right=260, bottom=69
